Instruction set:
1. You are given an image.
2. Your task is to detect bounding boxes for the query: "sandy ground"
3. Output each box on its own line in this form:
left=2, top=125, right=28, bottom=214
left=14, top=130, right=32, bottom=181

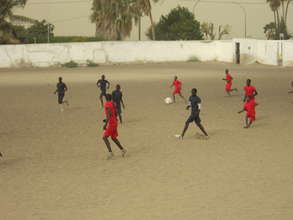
left=0, top=62, right=293, bottom=220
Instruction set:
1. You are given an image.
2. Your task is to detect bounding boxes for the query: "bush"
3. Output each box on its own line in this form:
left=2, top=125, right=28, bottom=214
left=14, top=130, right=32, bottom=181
left=188, top=56, right=200, bottom=62
left=86, top=60, right=99, bottom=67
left=62, top=61, right=79, bottom=68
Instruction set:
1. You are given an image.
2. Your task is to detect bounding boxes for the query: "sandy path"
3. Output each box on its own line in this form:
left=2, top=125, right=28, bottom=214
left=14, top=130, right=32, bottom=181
left=0, top=62, right=293, bottom=220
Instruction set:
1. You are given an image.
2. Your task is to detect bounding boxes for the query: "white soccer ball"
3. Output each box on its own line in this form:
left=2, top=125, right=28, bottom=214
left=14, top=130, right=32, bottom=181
left=164, top=97, right=173, bottom=104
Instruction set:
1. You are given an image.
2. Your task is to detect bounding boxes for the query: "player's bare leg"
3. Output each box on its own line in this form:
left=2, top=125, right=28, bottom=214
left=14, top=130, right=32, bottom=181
left=172, top=94, right=176, bottom=103
left=196, top=122, right=209, bottom=136
left=244, top=116, right=253, bottom=128
left=111, top=138, right=127, bottom=157
left=103, top=136, right=114, bottom=159
left=180, top=122, right=190, bottom=139
left=226, top=91, right=231, bottom=96
left=100, top=94, right=104, bottom=108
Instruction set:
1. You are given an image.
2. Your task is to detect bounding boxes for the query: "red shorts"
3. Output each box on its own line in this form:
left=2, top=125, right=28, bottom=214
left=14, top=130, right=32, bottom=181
left=225, top=82, right=232, bottom=91
left=247, top=113, right=256, bottom=121
left=173, top=88, right=181, bottom=94
left=103, top=124, right=118, bottom=138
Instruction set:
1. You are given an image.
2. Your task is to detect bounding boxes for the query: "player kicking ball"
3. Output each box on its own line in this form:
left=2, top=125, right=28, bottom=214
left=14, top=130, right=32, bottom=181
left=102, top=94, right=127, bottom=160
left=54, top=77, right=69, bottom=112
left=97, top=74, right=110, bottom=107
left=178, top=88, right=208, bottom=139
left=112, top=84, right=125, bottom=124
left=222, top=69, right=238, bottom=96
left=243, top=79, right=258, bottom=102
left=170, top=76, right=186, bottom=103
left=238, top=96, right=259, bottom=128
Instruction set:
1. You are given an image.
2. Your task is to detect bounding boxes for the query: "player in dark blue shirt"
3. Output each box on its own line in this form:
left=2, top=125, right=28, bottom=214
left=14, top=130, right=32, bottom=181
left=97, top=75, right=110, bottom=107
left=179, top=88, right=208, bottom=139
left=54, top=77, right=68, bottom=112
left=112, top=84, right=125, bottom=123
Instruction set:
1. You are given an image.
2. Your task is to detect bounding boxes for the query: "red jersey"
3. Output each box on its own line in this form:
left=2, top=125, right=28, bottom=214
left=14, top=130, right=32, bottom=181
left=173, top=80, right=182, bottom=89
left=104, top=101, right=117, bottom=125
left=244, top=85, right=256, bottom=97
left=226, top=74, right=232, bottom=83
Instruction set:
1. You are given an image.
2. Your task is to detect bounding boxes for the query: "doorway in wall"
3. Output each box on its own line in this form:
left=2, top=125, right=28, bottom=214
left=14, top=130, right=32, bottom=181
left=235, top=42, right=240, bottom=64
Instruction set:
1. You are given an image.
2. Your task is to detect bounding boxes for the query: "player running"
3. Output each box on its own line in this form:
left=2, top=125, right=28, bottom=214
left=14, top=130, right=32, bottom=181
left=238, top=96, right=259, bottom=128
left=112, top=84, right=125, bottom=124
left=102, top=94, right=127, bottom=160
left=54, top=77, right=69, bottom=112
left=222, top=69, right=238, bottom=96
left=178, top=88, right=208, bottom=139
left=170, top=76, right=186, bottom=103
left=97, top=75, right=110, bottom=107
left=243, top=79, right=258, bottom=102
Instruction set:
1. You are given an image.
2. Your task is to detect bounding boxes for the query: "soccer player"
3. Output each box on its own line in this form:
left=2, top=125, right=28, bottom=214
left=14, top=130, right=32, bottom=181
left=97, top=75, right=110, bottom=107
left=243, top=79, right=258, bottom=102
left=222, top=69, right=238, bottom=96
left=179, top=88, right=208, bottom=139
left=102, top=94, right=127, bottom=160
left=54, top=77, right=68, bottom=112
left=238, top=96, right=259, bottom=128
left=170, top=76, right=186, bottom=103
left=112, top=84, right=125, bottom=124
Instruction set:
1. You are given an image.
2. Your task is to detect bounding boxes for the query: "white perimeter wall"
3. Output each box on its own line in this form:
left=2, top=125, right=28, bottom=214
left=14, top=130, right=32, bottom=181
left=0, top=39, right=293, bottom=68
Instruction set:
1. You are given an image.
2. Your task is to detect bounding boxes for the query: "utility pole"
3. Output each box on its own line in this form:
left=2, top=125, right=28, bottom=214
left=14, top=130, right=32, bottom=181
left=138, top=16, right=141, bottom=41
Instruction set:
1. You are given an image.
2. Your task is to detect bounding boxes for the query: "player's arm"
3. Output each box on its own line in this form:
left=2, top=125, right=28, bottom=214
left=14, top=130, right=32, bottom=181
left=64, top=84, right=68, bottom=92
left=54, top=84, right=58, bottom=94
left=238, top=108, right=245, bottom=114
left=97, top=80, right=100, bottom=88
left=107, top=81, right=110, bottom=89
left=254, top=90, right=258, bottom=97
left=121, top=93, right=125, bottom=108
left=170, top=81, right=174, bottom=88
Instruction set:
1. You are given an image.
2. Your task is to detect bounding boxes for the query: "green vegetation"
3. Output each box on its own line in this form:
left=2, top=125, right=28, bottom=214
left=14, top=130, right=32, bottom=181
left=188, top=56, right=200, bottom=62
left=86, top=60, right=99, bottom=67
left=62, top=61, right=79, bottom=68
left=146, top=6, right=203, bottom=40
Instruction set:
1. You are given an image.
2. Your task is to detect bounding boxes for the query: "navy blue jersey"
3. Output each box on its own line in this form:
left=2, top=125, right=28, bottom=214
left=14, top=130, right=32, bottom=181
left=97, top=79, right=109, bottom=92
left=189, top=95, right=201, bottom=115
left=112, top=90, right=123, bottom=105
left=56, top=82, right=67, bottom=94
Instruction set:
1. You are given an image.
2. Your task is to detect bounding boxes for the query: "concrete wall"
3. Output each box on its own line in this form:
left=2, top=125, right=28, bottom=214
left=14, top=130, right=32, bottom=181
left=0, top=40, right=292, bottom=68
left=0, top=41, right=233, bottom=68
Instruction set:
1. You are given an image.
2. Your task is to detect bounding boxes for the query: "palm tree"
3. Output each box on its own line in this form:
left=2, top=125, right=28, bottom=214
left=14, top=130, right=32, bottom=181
left=135, top=0, right=159, bottom=40
left=267, top=0, right=281, bottom=39
left=0, top=0, right=35, bottom=43
left=91, top=0, right=139, bottom=40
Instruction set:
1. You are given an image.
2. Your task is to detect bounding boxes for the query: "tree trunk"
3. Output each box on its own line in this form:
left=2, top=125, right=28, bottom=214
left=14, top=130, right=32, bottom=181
left=273, top=10, right=277, bottom=38
left=284, top=0, right=292, bottom=24
left=147, top=0, right=156, bottom=40
left=276, top=9, right=280, bottom=39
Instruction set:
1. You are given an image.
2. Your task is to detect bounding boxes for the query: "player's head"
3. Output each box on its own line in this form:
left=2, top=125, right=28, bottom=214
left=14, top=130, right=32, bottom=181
left=58, top=77, right=62, bottom=82
left=246, top=79, right=251, bottom=86
left=105, top=93, right=112, bottom=101
left=116, top=84, right=121, bottom=90
left=174, top=76, right=178, bottom=80
left=101, top=75, right=105, bottom=80
left=191, top=88, right=197, bottom=95
left=225, top=69, right=229, bottom=74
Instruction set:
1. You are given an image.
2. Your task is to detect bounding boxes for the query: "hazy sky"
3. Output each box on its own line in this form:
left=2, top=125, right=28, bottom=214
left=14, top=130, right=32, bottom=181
left=16, top=0, right=293, bottom=40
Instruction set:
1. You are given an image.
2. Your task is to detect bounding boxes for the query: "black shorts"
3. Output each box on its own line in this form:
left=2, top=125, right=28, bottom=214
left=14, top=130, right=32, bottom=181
left=186, top=113, right=201, bottom=125
left=100, top=91, right=107, bottom=97
left=58, top=93, right=65, bottom=104
left=115, top=104, right=122, bottom=114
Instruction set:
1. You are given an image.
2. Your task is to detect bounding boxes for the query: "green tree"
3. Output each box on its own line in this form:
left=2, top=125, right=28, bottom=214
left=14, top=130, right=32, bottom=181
left=91, top=0, right=137, bottom=40
left=264, top=22, right=277, bottom=39
left=27, top=20, right=54, bottom=42
left=266, top=0, right=292, bottom=39
left=146, top=6, right=203, bottom=40
left=0, top=0, right=35, bottom=44
left=201, top=22, right=231, bottom=40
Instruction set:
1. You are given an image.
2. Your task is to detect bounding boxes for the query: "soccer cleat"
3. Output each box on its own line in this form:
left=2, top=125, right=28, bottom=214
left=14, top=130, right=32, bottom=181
left=107, top=152, right=114, bottom=160
left=122, top=148, right=127, bottom=157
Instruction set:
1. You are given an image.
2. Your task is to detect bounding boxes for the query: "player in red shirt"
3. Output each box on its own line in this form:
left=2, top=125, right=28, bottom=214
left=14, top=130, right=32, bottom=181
left=170, top=76, right=186, bottom=103
left=102, top=94, right=127, bottom=159
left=238, top=96, right=259, bottom=128
left=243, top=79, right=258, bottom=102
left=222, top=69, right=237, bottom=96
